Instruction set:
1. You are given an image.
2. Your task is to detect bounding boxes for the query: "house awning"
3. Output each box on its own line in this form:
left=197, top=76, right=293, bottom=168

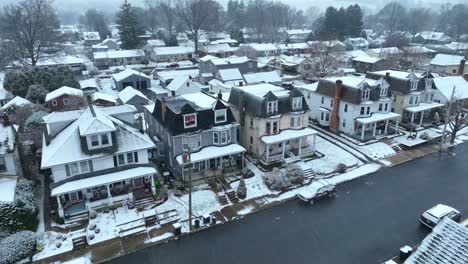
left=261, top=128, right=317, bottom=144
left=355, top=112, right=400, bottom=124
left=51, top=167, right=157, bottom=196
left=405, top=102, right=444, bottom=113
left=176, top=144, right=246, bottom=165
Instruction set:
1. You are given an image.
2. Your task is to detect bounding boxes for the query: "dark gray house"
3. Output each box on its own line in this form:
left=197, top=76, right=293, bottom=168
left=112, top=69, right=151, bottom=92
left=199, top=56, right=257, bottom=84
left=144, top=92, right=245, bottom=182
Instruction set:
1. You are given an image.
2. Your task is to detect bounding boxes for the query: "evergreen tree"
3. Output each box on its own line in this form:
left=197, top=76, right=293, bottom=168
left=116, top=0, right=144, bottom=49
left=346, top=4, right=363, bottom=38
left=230, top=29, right=245, bottom=44
left=164, top=34, right=179, bottom=47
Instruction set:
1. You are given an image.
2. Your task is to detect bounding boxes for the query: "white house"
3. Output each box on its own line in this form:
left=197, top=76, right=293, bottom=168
left=430, top=54, right=467, bottom=76
left=433, top=76, right=468, bottom=104
left=150, top=46, right=195, bottom=62
left=82, top=32, right=101, bottom=46
left=344, top=37, right=369, bottom=50
left=165, top=76, right=201, bottom=97
left=0, top=123, right=20, bottom=176
left=41, top=105, right=156, bottom=219
left=93, top=49, right=146, bottom=67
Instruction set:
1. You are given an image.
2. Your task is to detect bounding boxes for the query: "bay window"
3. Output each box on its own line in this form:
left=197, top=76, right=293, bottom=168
left=65, top=160, right=93, bottom=177
left=183, top=114, right=197, bottom=128
left=267, top=101, right=278, bottom=115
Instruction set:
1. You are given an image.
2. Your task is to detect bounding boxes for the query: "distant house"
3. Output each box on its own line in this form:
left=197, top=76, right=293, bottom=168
left=91, top=92, right=117, bottom=106
left=82, top=32, right=101, bottom=46
left=0, top=96, right=32, bottom=112
left=307, top=40, right=346, bottom=53
left=199, top=44, right=238, bottom=58
left=0, top=86, right=14, bottom=107
left=45, top=86, right=85, bottom=112
left=41, top=105, right=156, bottom=219
left=401, top=46, right=437, bottom=68
left=145, top=92, right=245, bottom=182
left=17, top=55, right=88, bottom=75
left=285, top=29, right=312, bottom=43
left=228, top=83, right=316, bottom=165
left=150, top=46, right=195, bottom=62
left=352, top=56, right=385, bottom=73
left=413, top=31, right=451, bottom=45
left=93, top=49, right=146, bottom=67
left=146, top=39, right=166, bottom=48
left=276, top=55, right=314, bottom=76
left=366, top=47, right=402, bottom=59
left=95, top=38, right=120, bottom=50
left=277, top=43, right=311, bottom=55
left=433, top=76, right=468, bottom=104
left=216, top=68, right=244, bottom=84
left=198, top=56, right=256, bottom=84
left=240, top=43, right=279, bottom=57
left=112, top=69, right=151, bottom=91
left=118, top=86, right=150, bottom=112
left=0, top=123, right=21, bottom=176
left=243, top=71, right=282, bottom=85
left=430, top=54, right=467, bottom=76
left=156, top=69, right=200, bottom=88
left=344, top=37, right=369, bottom=50
left=165, top=76, right=201, bottom=97
left=79, top=78, right=99, bottom=95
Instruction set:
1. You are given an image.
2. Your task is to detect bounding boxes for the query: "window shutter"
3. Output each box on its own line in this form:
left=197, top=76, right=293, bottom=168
left=65, top=164, right=70, bottom=176
left=113, top=156, right=118, bottom=167
left=88, top=160, right=94, bottom=172
left=134, top=152, right=139, bottom=163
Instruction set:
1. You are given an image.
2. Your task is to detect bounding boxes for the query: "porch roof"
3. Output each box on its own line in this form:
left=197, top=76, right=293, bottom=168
left=355, top=112, right=400, bottom=124
left=261, top=127, right=317, bottom=144
left=176, top=144, right=246, bottom=165
left=405, top=102, right=444, bottom=113
left=51, top=167, right=157, bottom=196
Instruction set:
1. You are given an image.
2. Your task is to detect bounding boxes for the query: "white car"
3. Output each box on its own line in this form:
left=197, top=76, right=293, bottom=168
left=419, top=204, right=461, bottom=229
left=297, top=180, right=336, bottom=204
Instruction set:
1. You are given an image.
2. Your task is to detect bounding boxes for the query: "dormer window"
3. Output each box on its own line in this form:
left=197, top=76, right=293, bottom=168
left=292, top=97, right=302, bottom=110
left=362, top=89, right=370, bottom=100
left=183, top=114, right=197, bottom=128
left=87, top=133, right=112, bottom=149
left=411, top=79, right=418, bottom=91
left=425, top=78, right=433, bottom=90
left=215, top=109, right=227, bottom=123
left=267, top=101, right=278, bottom=115
left=380, top=86, right=388, bottom=97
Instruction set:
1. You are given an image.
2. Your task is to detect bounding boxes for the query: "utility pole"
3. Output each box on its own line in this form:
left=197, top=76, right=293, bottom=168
left=187, top=147, right=193, bottom=231
left=439, top=85, right=456, bottom=152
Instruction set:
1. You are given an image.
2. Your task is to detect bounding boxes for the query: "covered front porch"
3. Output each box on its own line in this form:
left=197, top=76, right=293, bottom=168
left=176, top=144, right=246, bottom=182
left=354, top=112, right=401, bottom=141
left=260, top=128, right=317, bottom=164
left=402, top=102, right=444, bottom=129
left=52, top=167, right=158, bottom=219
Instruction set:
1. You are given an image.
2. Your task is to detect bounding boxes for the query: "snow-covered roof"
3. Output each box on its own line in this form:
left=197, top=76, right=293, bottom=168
left=415, top=31, right=451, bottom=42
left=210, top=56, right=250, bottom=66
left=355, top=112, right=400, bottom=124
left=200, top=55, right=218, bottom=62
left=324, top=75, right=378, bottom=89
left=0, top=124, right=14, bottom=155
left=79, top=78, right=99, bottom=89
left=0, top=87, right=14, bottom=101
left=296, top=83, right=319, bottom=92
left=402, top=46, right=436, bottom=54
left=352, top=56, right=382, bottom=64
left=91, top=92, right=117, bottom=103
left=78, top=107, right=116, bottom=136
left=153, top=46, right=194, bottom=56
left=157, top=69, right=199, bottom=82
left=94, top=49, right=145, bottom=60
left=445, top=42, right=468, bottom=51
left=205, top=44, right=238, bottom=53
left=237, top=83, right=290, bottom=99
left=83, top=31, right=100, bottom=41
left=51, top=167, right=157, bottom=196
left=261, top=128, right=317, bottom=144
left=166, top=76, right=190, bottom=91
left=45, top=86, right=83, bottom=102
left=146, top=39, right=165, bottom=47
left=434, top=76, right=468, bottom=101
left=175, top=144, right=245, bottom=164
left=371, top=70, right=425, bottom=80
left=218, top=68, right=243, bottom=81
left=431, top=54, right=466, bottom=66
left=34, top=55, right=87, bottom=66
left=286, top=29, right=312, bottom=35
left=118, top=86, right=149, bottom=104
left=367, top=47, right=402, bottom=57
left=179, top=92, right=217, bottom=109
left=42, top=104, right=137, bottom=124
left=41, top=106, right=154, bottom=168
left=242, top=43, right=278, bottom=52
left=243, top=71, right=281, bottom=84
left=1, top=96, right=32, bottom=110
left=210, top=38, right=238, bottom=45
left=405, top=102, right=444, bottom=113
left=404, top=218, right=468, bottom=264
left=113, top=69, right=150, bottom=82
left=0, top=176, right=17, bottom=203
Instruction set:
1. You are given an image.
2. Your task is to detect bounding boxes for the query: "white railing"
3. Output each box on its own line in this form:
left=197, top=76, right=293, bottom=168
left=300, top=147, right=315, bottom=155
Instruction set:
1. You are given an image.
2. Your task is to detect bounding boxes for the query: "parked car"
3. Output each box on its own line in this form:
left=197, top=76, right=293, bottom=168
left=297, top=179, right=336, bottom=204
left=419, top=204, right=461, bottom=229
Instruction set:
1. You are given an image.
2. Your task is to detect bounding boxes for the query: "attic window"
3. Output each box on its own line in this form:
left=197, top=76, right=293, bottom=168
left=425, top=78, right=433, bottom=89
left=215, top=109, right=227, bottom=123
left=183, top=114, right=197, bottom=128
left=362, top=89, right=370, bottom=100
left=266, top=101, right=278, bottom=115
left=292, top=97, right=302, bottom=110
left=380, top=86, right=388, bottom=97
left=411, top=79, right=418, bottom=91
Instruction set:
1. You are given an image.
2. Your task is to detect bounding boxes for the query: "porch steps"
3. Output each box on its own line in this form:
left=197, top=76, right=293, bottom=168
left=303, top=168, right=315, bottom=179
left=226, top=190, right=239, bottom=203
left=217, top=192, right=229, bottom=205
left=64, top=212, right=89, bottom=229
left=135, top=197, right=156, bottom=211
left=391, top=144, right=403, bottom=152
left=71, top=230, right=88, bottom=249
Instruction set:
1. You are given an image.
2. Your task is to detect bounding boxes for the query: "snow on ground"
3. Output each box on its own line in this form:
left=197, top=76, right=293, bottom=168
left=358, top=142, right=396, bottom=161
left=145, top=232, right=173, bottom=244
left=230, top=161, right=272, bottom=200
left=326, top=164, right=382, bottom=185
left=36, top=175, right=45, bottom=233
left=393, top=128, right=441, bottom=146
left=302, top=137, right=362, bottom=174
left=156, top=190, right=222, bottom=220
left=33, top=232, right=73, bottom=261
left=97, top=78, right=119, bottom=98
left=237, top=205, right=255, bottom=216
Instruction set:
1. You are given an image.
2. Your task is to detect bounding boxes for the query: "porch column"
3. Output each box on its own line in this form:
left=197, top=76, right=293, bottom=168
left=150, top=174, right=156, bottom=195
left=266, top=144, right=270, bottom=161
left=298, top=138, right=302, bottom=156
left=241, top=152, right=245, bottom=169
left=107, top=185, right=113, bottom=204
left=361, top=124, right=365, bottom=141
left=56, top=196, right=64, bottom=218
left=313, top=135, right=316, bottom=154
left=281, top=142, right=286, bottom=159
left=395, top=120, right=399, bottom=134
left=410, top=112, right=415, bottom=124
left=384, top=120, right=389, bottom=134
left=372, top=122, right=377, bottom=137
left=419, top=112, right=424, bottom=126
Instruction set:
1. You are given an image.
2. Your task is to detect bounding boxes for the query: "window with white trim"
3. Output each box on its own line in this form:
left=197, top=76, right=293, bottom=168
left=65, top=160, right=93, bottom=177
left=183, top=114, right=197, bottom=128
left=215, top=109, right=227, bottom=123
left=182, top=135, right=201, bottom=151
left=213, top=130, right=231, bottom=145
left=52, top=99, right=58, bottom=106
left=87, top=133, right=112, bottom=149
left=362, top=89, right=370, bottom=100
left=266, top=101, right=278, bottom=114
left=290, top=116, right=303, bottom=128
left=410, top=80, right=418, bottom=91
left=380, top=86, right=388, bottom=97
left=114, top=152, right=139, bottom=166
left=292, top=97, right=302, bottom=110
left=63, top=98, right=69, bottom=105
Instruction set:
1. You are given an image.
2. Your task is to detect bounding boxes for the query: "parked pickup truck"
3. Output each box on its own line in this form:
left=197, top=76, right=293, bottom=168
left=297, top=179, right=336, bottom=204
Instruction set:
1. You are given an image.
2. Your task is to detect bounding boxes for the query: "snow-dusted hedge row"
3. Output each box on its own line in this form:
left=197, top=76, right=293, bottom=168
left=0, top=179, right=38, bottom=234
left=0, top=231, right=36, bottom=264
left=263, top=165, right=305, bottom=191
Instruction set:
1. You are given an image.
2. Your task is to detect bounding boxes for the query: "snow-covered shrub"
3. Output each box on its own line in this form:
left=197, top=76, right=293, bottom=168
left=263, top=168, right=291, bottom=191
left=433, top=112, right=440, bottom=124
left=25, top=84, right=48, bottom=104
left=336, top=163, right=347, bottom=173
left=0, top=231, right=36, bottom=264
left=55, top=241, right=62, bottom=248
left=89, top=224, right=96, bottom=231
left=89, top=210, right=97, bottom=219
left=89, top=234, right=95, bottom=240
left=420, top=132, right=430, bottom=140
left=0, top=179, right=38, bottom=233
left=242, top=169, right=254, bottom=179
left=236, top=178, right=247, bottom=199
left=25, top=111, right=48, bottom=128
left=94, top=228, right=100, bottom=234
left=284, top=165, right=305, bottom=185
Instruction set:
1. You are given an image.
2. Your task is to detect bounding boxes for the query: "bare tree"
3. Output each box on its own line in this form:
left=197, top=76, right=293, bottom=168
left=147, top=0, right=174, bottom=35
left=0, top=0, right=61, bottom=66
left=175, top=0, right=220, bottom=55
left=312, top=40, right=338, bottom=78
left=448, top=100, right=468, bottom=144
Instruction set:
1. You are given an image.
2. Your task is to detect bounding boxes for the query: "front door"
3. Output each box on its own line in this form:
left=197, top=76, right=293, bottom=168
left=209, top=158, right=216, bottom=169
left=68, top=191, right=83, bottom=203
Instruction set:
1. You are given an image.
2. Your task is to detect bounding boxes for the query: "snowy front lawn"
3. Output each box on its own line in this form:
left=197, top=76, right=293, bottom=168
left=358, top=142, right=396, bottom=161
left=33, top=231, right=73, bottom=261
left=393, top=129, right=441, bottom=147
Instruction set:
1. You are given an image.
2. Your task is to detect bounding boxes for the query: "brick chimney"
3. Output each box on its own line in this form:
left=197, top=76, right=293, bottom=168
left=330, top=80, right=343, bottom=132
left=459, top=59, right=466, bottom=76
left=218, top=91, right=222, bottom=100
left=161, top=98, right=167, bottom=122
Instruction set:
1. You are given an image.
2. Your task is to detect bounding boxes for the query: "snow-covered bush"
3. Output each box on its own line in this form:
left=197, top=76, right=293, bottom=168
left=25, top=84, right=48, bottom=104
left=0, top=179, right=38, bottom=233
left=89, top=210, right=97, bottom=220
left=25, top=111, right=48, bottom=128
left=263, top=168, right=291, bottom=191
left=236, top=178, right=247, bottom=199
left=433, top=112, right=440, bottom=124
left=0, top=231, right=36, bottom=264
left=336, top=163, right=347, bottom=173
left=284, top=165, right=305, bottom=185
left=420, top=132, right=430, bottom=140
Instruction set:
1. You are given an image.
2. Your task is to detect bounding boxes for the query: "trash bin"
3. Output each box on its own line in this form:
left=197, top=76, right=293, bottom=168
left=400, top=245, right=412, bottom=261
left=202, top=214, right=211, bottom=225
left=211, top=216, right=217, bottom=225
left=173, top=223, right=181, bottom=235
left=194, top=219, right=200, bottom=229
